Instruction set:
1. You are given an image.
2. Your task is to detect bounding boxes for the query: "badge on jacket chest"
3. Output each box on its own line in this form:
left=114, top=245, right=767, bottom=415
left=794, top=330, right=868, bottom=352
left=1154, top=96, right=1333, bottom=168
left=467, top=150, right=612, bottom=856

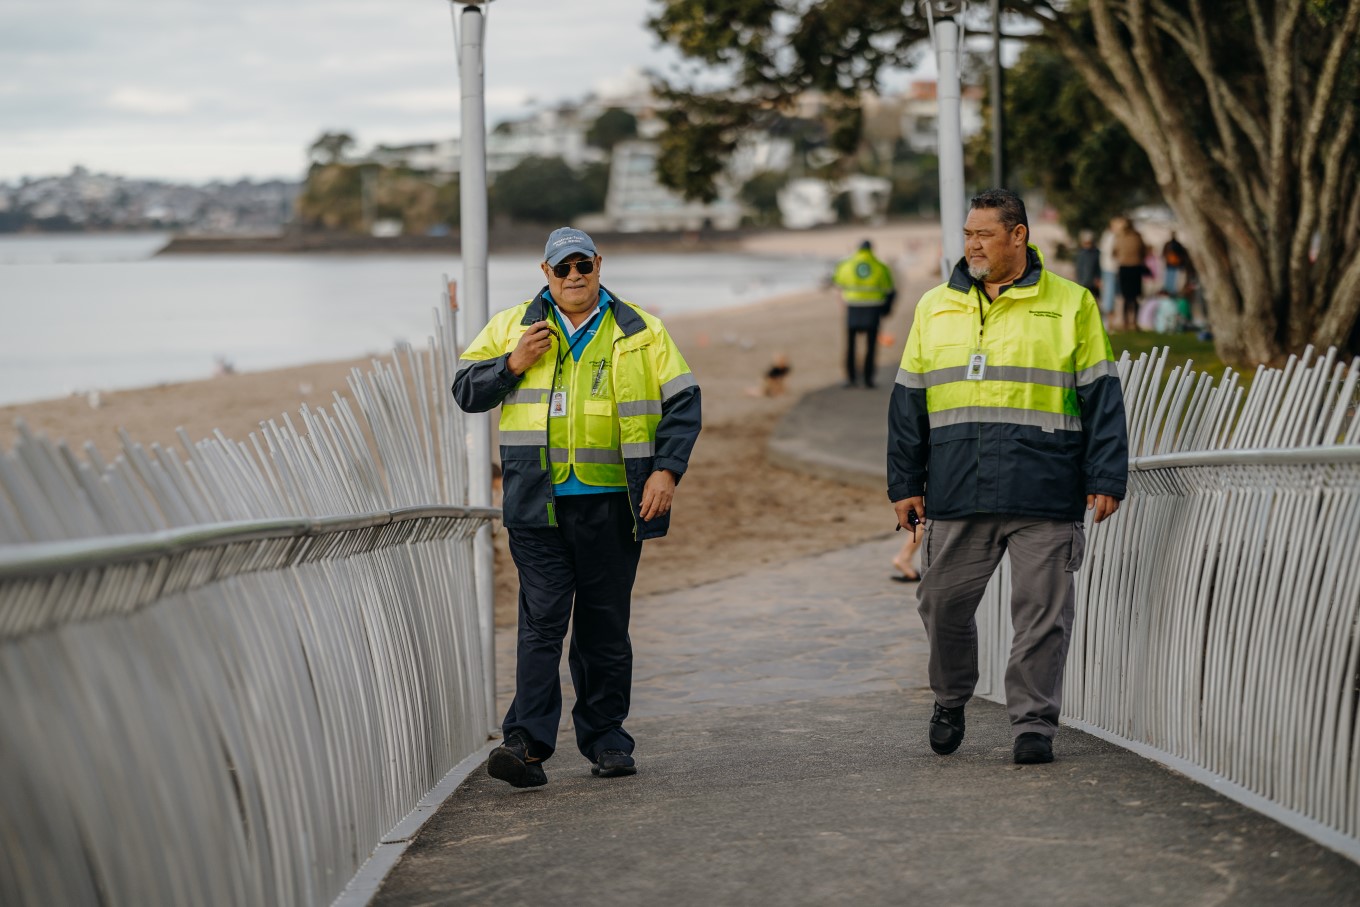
left=966, top=352, right=988, bottom=381
left=550, top=391, right=568, bottom=417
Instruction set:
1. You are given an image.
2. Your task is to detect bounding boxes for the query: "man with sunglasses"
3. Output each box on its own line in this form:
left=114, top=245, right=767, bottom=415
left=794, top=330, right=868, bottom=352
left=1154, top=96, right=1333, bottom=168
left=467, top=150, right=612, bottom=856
left=453, top=226, right=701, bottom=788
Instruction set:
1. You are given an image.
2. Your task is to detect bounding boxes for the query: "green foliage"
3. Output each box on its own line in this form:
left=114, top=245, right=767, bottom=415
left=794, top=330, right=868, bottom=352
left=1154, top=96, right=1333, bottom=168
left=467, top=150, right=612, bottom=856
left=490, top=156, right=599, bottom=224
left=308, top=132, right=356, bottom=167
left=578, top=161, right=611, bottom=212
left=586, top=108, right=638, bottom=151
left=970, top=44, right=1159, bottom=235
left=649, top=0, right=930, bottom=200
left=887, top=152, right=939, bottom=217
left=295, top=163, right=364, bottom=231
left=739, top=171, right=788, bottom=226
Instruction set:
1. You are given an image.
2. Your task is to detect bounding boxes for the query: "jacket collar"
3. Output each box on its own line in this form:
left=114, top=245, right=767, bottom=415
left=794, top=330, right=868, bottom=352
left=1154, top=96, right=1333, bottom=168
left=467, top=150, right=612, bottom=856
left=522, top=285, right=645, bottom=337
left=946, top=244, right=1045, bottom=295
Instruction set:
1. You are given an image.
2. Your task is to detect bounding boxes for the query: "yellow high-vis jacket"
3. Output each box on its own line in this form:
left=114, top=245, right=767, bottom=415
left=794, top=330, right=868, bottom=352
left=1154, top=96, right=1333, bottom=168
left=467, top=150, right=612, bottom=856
left=888, top=246, right=1128, bottom=521
left=833, top=249, right=896, bottom=304
left=453, top=287, right=701, bottom=540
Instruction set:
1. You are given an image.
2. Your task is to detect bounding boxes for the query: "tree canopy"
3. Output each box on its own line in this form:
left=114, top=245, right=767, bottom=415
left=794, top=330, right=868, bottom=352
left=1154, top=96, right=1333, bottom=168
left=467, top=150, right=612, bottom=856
left=969, top=43, right=1158, bottom=238
left=490, top=156, right=602, bottom=224
left=652, top=0, right=1360, bottom=364
left=586, top=108, right=639, bottom=151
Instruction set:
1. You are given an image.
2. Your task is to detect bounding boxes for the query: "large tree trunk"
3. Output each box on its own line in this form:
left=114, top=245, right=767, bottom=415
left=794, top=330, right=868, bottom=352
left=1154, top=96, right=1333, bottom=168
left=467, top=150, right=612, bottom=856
left=1025, top=0, right=1360, bottom=366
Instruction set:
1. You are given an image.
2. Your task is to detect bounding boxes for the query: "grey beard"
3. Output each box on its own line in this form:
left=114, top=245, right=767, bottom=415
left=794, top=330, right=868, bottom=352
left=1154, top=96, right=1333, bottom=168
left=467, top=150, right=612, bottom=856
left=968, top=263, right=991, bottom=281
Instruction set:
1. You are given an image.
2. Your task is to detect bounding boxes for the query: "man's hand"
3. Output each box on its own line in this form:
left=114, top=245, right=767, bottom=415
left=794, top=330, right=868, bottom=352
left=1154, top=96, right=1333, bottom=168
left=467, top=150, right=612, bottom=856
left=639, top=469, right=676, bottom=521
left=893, top=496, right=926, bottom=540
left=507, top=321, right=556, bottom=376
left=1087, top=494, right=1120, bottom=523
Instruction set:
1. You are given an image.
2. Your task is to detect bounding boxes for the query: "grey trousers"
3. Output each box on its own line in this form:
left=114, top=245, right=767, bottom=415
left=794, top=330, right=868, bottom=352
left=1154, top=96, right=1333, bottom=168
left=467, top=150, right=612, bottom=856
left=917, top=515, right=1086, bottom=738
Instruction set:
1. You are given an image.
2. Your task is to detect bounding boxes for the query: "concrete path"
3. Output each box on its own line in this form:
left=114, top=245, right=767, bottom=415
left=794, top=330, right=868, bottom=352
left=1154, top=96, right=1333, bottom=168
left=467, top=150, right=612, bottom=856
left=372, top=536, right=1360, bottom=906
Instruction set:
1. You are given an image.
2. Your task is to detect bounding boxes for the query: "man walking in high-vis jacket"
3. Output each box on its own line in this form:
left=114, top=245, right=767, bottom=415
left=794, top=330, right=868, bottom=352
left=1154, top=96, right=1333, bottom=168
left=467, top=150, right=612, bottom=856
left=833, top=240, right=896, bottom=388
left=888, top=190, right=1128, bottom=766
left=453, top=227, right=701, bottom=787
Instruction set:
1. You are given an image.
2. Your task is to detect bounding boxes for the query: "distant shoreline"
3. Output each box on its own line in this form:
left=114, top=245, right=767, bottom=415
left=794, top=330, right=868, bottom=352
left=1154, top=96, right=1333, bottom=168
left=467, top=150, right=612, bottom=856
left=155, top=229, right=759, bottom=256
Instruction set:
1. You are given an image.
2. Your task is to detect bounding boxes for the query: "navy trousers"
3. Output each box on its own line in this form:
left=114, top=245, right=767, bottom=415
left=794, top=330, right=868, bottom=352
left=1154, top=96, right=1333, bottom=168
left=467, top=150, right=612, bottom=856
left=504, top=492, right=642, bottom=762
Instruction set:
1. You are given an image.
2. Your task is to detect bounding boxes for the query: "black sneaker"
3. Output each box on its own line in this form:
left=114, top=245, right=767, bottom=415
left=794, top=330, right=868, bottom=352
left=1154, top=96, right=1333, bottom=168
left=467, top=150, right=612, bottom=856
left=591, top=750, right=637, bottom=778
left=487, top=730, right=547, bottom=788
left=929, top=703, right=966, bottom=755
left=1013, top=732, right=1053, bottom=765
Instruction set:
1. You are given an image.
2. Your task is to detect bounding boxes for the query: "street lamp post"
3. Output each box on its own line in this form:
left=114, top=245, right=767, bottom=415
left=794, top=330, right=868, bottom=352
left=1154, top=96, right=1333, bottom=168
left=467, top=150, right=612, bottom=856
left=447, top=0, right=496, bottom=734
left=922, top=0, right=967, bottom=280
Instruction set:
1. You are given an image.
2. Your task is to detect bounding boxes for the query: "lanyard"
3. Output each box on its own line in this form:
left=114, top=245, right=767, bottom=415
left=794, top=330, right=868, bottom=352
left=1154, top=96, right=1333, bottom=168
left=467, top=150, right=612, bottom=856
left=551, top=304, right=604, bottom=387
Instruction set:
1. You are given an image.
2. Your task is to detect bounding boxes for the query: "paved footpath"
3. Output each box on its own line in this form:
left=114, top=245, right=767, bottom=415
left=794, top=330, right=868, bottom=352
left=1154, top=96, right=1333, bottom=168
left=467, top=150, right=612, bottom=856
left=373, top=536, right=1360, bottom=906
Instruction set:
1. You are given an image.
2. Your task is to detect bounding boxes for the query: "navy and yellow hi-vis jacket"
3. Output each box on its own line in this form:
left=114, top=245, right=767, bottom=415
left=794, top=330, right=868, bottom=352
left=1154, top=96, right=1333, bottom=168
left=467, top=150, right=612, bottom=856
left=453, top=286, right=701, bottom=540
left=888, top=246, right=1128, bottom=522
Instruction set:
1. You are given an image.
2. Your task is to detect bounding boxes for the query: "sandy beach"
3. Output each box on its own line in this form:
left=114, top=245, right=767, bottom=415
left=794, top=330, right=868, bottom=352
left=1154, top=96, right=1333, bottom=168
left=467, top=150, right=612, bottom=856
left=0, top=221, right=1064, bottom=624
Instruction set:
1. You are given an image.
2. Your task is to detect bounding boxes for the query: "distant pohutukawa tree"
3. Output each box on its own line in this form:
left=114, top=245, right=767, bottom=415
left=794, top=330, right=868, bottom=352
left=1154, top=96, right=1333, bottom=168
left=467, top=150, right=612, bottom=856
left=308, top=132, right=356, bottom=168
left=651, top=0, right=1360, bottom=365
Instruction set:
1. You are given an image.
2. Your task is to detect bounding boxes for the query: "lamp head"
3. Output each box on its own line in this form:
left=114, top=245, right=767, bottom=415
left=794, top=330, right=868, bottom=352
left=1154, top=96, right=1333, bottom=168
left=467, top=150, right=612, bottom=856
left=920, top=0, right=965, bottom=16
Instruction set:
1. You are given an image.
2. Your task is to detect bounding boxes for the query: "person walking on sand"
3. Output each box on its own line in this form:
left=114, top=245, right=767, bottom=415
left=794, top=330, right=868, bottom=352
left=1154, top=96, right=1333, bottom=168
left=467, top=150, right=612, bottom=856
left=833, top=239, right=896, bottom=388
left=888, top=189, right=1128, bottom=766
left=453, top=227, right=702, bottom=787
left=1114, top=217, right=1147, bottom=331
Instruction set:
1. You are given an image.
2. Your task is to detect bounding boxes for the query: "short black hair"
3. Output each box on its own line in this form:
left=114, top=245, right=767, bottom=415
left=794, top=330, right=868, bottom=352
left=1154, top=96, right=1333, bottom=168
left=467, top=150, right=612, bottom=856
left=969, top=188, right=1028, bottom=235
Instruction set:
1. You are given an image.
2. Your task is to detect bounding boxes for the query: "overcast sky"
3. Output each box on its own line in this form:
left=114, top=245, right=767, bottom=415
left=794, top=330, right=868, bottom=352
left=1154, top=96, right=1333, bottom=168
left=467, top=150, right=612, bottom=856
left=0, top=0, right=698, bottom=183
left=0, top=1, right=959, bottom=185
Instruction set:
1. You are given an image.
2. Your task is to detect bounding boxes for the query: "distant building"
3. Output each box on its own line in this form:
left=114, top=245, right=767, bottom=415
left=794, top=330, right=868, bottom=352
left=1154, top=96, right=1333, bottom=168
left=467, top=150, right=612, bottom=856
left=899, top=81, right=985, bottom=155
left=604, top=141, right=742, bottom=232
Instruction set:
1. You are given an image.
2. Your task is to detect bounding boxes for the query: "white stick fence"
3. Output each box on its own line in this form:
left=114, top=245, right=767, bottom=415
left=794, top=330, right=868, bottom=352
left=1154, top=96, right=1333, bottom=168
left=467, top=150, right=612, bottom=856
left=0, top=302, right=498, bottom=906
left=975, top=345, right=1360, bottom=862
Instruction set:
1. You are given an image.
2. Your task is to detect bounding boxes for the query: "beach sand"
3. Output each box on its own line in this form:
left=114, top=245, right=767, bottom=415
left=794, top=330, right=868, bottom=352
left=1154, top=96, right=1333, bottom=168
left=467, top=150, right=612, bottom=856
left=0, top=221, right=1064, bottom=625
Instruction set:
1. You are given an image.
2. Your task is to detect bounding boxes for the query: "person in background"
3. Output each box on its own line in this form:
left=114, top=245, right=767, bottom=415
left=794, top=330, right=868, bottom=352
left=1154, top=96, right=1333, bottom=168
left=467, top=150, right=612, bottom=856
left=453, top=227, right=702, bottom=788
left=888, top=189, right=1128, bottom=766
left=1162, top=231, right=1189, bottom=295
left=1114, top=217, right=1147, bottom=332
left=1098, top=218, right=1120, bottom=327
left=832, top=239, right=896, bottom=388
left=1074, top=230, right=1101, bottom=299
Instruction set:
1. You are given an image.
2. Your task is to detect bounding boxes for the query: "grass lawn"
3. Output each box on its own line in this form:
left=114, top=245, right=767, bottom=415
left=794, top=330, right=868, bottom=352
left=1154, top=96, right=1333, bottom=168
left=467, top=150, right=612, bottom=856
left=1108, top=330, right=1251, bottom=388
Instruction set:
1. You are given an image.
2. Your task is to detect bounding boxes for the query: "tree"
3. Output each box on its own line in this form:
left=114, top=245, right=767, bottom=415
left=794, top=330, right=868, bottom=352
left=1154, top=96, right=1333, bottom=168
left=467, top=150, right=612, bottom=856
left=970, top=43, right=1159, bottom=237
left=294, top=164, right=364, bottom=231
left=308, top=131, right=356, bottom=168
left=740, top=171, right=788, bottom=226
left=586, top=108, right=638, bottom=151
left=490, top=156, right=596, bottom=224
left=1015, top=0, right=1360, bottom=364
left=648, top=1, right=930, bottom=201
left=653, top=0, right=1360, bottom=364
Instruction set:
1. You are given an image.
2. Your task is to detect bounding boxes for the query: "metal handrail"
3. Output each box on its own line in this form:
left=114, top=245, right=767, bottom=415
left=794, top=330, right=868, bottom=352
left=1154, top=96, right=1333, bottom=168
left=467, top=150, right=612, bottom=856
left=1130, top=446, right=1360, bottom=471
left=0, top=506, right=501, bottom=580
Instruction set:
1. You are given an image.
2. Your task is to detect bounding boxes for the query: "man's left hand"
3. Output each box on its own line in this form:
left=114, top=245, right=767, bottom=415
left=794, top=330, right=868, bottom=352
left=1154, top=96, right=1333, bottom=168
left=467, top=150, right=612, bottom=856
left=639, top=469, right=676, bottom=521
left=1087, top=494, right=1120, bottom=523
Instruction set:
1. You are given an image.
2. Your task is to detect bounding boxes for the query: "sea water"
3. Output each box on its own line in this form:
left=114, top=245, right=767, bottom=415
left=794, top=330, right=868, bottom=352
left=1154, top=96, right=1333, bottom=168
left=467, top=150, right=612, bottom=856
left=0, top=234, right=834, bottom=406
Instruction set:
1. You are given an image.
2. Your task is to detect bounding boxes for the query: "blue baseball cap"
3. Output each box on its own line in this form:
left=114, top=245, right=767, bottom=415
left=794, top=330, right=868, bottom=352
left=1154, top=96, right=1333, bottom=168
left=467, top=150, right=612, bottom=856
left=544, top=227, right=597, bottom=266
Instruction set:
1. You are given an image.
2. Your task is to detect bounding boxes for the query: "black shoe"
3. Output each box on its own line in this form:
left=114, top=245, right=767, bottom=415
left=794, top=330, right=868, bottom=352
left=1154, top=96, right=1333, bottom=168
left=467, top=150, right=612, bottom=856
left=1013, top=732, right=1054, bottom=765
left=929, top=703, right=966, bottom=755
left=487, top=730, right=548, bottom=788
left=591, top=750, right=637, bottom=778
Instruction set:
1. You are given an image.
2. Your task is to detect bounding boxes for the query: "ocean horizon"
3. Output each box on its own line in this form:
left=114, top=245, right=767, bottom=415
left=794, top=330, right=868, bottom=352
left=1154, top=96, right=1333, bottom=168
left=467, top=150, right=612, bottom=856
left=0, top=233, right=834, bottom=407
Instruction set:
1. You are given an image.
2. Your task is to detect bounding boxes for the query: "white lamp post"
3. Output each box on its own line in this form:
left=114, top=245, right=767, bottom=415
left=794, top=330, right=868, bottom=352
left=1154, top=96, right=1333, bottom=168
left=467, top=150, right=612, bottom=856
left=922, top=0, right=967, bottom=280
left=447, top=0, right=496, bottom=733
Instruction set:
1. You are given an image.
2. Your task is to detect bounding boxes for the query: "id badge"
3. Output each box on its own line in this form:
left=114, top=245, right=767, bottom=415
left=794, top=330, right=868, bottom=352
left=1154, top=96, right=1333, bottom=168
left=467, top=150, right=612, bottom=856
left=966, top=352, right=988, bottom=381
left=549, top=390, right=568, bottom=417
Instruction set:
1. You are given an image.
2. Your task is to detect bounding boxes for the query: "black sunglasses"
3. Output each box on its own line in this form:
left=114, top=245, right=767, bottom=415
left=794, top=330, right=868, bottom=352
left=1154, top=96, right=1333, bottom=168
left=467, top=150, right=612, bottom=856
left=550, top=259, right=596, bottom=278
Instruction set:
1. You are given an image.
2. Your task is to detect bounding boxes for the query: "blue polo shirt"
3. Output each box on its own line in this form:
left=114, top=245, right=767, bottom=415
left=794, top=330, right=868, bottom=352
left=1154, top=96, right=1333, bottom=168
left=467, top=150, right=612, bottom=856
left=546, top=289, right=625, bottom=497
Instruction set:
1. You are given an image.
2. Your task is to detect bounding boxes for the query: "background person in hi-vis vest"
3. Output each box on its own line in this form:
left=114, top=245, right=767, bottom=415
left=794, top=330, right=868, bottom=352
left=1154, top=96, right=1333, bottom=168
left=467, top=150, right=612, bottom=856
left=453, top=227, right=701, bottom=788
left=832, top=239, right=897, bottom=388
left=888, top=190, right=1128, bottom=766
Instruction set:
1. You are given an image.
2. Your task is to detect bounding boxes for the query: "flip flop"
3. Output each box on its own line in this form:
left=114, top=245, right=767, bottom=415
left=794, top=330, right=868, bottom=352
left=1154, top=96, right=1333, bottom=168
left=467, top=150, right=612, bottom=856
left=891, top=572, right=921, bottom=583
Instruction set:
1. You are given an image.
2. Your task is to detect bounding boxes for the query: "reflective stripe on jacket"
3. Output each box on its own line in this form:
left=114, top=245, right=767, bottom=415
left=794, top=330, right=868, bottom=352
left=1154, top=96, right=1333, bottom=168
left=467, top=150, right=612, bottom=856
left=452, top=286, right=701, bottom=539
left=887, top=246, right=1128, bottom=522
left=833, top=250, right=895, bottom=305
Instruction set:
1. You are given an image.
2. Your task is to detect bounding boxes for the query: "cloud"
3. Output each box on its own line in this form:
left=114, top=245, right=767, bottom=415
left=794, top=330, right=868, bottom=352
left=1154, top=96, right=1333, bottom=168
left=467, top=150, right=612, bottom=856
left=0, top=0, right=684, bottom=182
left=107, top=87, right=194, bottom=116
